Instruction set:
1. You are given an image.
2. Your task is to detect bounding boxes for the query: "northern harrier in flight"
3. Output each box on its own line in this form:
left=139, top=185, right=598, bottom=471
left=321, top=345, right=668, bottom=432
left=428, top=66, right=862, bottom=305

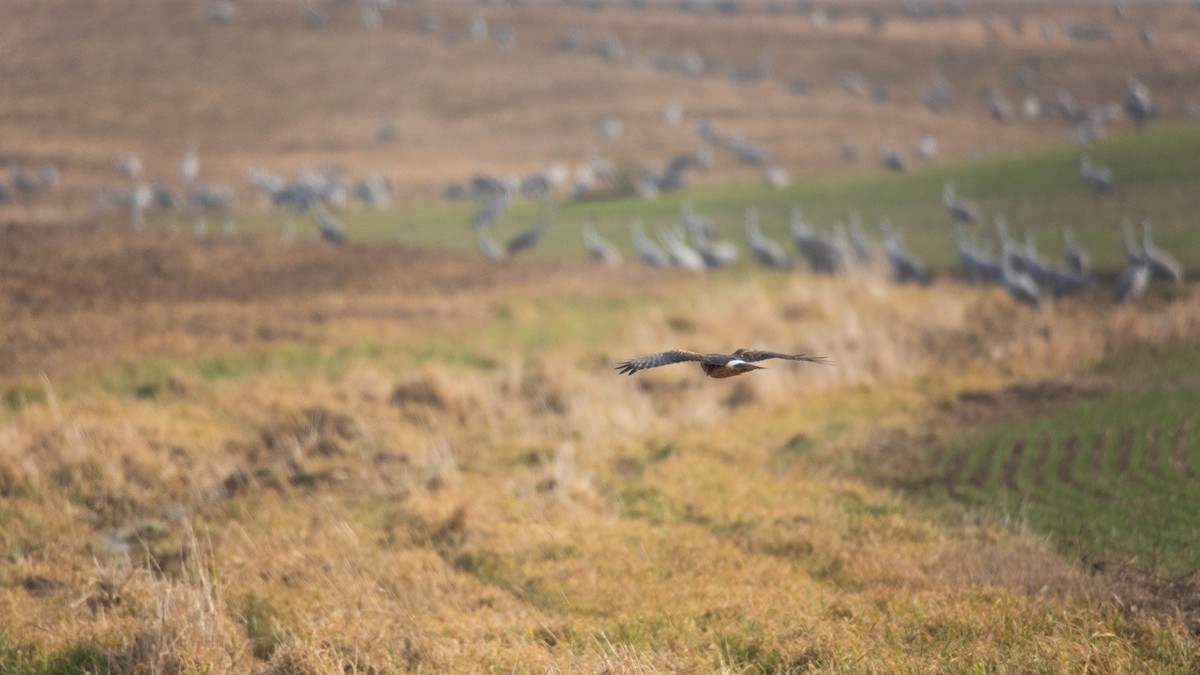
left=615, top=348, right=830, bottom=379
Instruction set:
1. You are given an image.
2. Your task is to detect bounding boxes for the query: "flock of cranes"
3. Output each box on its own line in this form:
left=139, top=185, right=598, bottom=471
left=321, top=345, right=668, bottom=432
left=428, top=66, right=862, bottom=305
left=467, top=174, right=1185, bottom=310
left=8, top=1, right=1195, bottom=220
left=88, top=140, right=1179, bottom=313
left=118, top=123, right=1171, bottom=311
left=405, top=0, right=1198, bottom=204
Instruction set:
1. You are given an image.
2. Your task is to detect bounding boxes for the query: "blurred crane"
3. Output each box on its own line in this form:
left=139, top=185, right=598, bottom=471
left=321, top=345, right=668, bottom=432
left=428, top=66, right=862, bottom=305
left=630, top=219, right=668, bottom=268
left=880, top=220, right=932, bottom=285
left=1000, top=244, right=1043, bottom=308
left=1114, top=262, right=1150, bottom=304
left=1018, top=232, right=1092, bottom=297
left=313, top=206, right=346, bottom=245
left=943, top=181, right=981, bottom=224
left=1079, top=156, right=1115, bottom=196
left=476, top=224, right=506, bottom=261
left=180, top=147, right=199, bottom=184
left=878, top=144, right=908, bottom=172
left=685, top=219, right=738, bottom=269
left=6, top=163, right=39, bottom=202
left=471, top=197, right=507, bottom=230
left=657, top=225, right=707, bottom=272
left=995, top=216, right=1030, bottom=274
left=790, top=208, right=843, bottom=275
left=743, top=209, right=790, bottom=270
left=582, top=220, right=623, bottom=267
left=1062, top=229, right=1090, bottom=276
left=1019, top=231, right=1053, bottom=287
left=955, top=222, right=1001, bottom=284
left=1122, top=220, right=1142, bottom=267
left=1141, top=221, right=1183, bottom=282
left=114, top=153, right=143, bottom=179
left=988, top=86, right=1013, bottom=123
left=505, top=202, right=556, bottom=256
left=1125, top=77, right=1155, bottom=127
left=848, top=213, right=877, bottom=266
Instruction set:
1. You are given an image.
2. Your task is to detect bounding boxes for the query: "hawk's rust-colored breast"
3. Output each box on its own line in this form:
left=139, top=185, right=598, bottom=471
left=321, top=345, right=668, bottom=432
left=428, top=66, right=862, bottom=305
left=701, top=363, right=745, bottom=378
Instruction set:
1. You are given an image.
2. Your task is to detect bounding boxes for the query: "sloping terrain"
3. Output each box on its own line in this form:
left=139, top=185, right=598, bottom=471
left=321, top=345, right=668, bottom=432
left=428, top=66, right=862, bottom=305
left=3, top=0, right=1199, bottom=216
left=1, top=226, right=1198, bottom=671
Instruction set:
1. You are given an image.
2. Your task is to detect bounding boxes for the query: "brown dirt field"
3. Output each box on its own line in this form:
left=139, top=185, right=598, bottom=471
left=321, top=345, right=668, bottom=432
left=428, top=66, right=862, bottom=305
left=0, top=222, right=671, bottom=383
left=1001, top=437, right=1024, bottom=493
left=3, top=0, right=1200, bottom=219
left=953, top=378, right=1112, bottom=428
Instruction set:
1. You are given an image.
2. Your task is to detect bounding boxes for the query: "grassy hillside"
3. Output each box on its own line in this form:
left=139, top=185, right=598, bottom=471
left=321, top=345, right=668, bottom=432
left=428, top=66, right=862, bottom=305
left=2, top=222, right=1199, bottom=669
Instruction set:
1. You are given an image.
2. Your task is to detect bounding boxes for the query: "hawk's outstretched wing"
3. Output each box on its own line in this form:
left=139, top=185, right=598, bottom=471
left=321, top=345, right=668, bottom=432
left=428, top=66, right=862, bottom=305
left=732, top=349, right=831, bottom=365
left=615, top=349, right=707, bottom=375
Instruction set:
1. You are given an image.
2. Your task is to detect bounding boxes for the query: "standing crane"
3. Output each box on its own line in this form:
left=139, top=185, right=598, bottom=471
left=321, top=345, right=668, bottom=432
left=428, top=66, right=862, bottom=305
left=1114, top=261, right=1149, bottom=304
left=180, top=147, right=199, bottom=184
left=880, top=220, right=932, bottom=285
left=743, top=209, right=790, bottom=269
left=1062, top=229, right=1090, bottom=275
left=943, top=181, right=981, bottom=224
left=313, top=206, right=346, bottom=245
left=582, top=221, right=623, bottom=267
left=505, top=203, right=556, bottom=256
left=476, top=224, right=506, bottom=261
left=1141, top=221, right=1183, bottom=282
left=1079, top=156, right=1115, bottom=196
left=630, top=220, right=668, bottom=268
left=1000, top=241, right=1043, bottom=308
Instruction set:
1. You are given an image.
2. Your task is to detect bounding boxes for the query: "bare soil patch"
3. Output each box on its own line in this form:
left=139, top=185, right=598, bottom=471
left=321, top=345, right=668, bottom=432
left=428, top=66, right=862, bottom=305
left=1056, top=434, right=1081, bottom=487
left=0, top=223, right=667, bottom=382
left=1001, top=438, right=1025, bottom=493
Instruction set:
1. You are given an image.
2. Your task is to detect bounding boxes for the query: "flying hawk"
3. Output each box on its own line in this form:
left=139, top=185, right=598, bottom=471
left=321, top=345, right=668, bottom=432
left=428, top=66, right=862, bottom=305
left=615, top=348, right=830, bottom=379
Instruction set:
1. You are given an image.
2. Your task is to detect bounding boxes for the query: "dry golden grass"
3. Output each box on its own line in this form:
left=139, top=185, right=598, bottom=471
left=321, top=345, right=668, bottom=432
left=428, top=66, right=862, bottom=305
left=1, top=231, right=1198, bottom=671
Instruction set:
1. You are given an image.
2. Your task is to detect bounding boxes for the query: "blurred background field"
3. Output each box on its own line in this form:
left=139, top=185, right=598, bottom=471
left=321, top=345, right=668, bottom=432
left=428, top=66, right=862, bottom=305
left=1, top=0, right=1199, bottom=672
